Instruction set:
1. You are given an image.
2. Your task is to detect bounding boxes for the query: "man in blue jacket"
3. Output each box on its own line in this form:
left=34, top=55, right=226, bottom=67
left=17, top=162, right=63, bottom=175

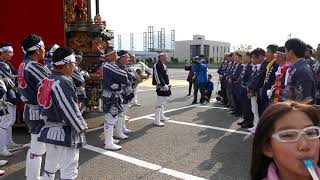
left=284, top=38, right=316, bottom=102
left=192, top=55, right=208, bottom=104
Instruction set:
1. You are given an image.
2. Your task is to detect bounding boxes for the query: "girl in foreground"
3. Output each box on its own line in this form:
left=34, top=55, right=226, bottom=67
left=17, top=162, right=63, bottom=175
left=251, top=101, right=320, bottom=180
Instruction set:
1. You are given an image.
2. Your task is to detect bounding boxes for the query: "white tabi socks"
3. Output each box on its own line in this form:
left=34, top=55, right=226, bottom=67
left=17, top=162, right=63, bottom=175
left=160, top=105, right=170, bottom=121
left=26, top=149, right=43, bottom=180
left=0, top=128, right=11, bottom=157
left=114, top=117, right=129, bottom=140
left=122, top=104, right=132, bottom=134
left=104, top=123, right=121, bottom=151
left=154, top=107, right=164, bottom=127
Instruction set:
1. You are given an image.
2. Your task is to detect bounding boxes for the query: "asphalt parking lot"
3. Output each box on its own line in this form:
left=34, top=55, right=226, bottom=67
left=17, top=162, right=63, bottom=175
left=1, top=69, right=253, bottom=180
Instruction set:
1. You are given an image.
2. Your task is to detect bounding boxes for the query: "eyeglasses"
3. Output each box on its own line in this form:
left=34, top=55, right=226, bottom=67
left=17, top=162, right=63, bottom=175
left=272, top=126, right=320, bottom=143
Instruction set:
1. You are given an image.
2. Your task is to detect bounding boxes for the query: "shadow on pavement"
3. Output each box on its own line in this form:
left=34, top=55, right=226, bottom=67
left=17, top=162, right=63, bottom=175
left=193, top=103, right=253, bottom=180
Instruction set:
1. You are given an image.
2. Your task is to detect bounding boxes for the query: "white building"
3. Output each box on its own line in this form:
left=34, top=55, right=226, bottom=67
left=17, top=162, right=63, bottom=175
left=174, top=35, right=231, bottom=63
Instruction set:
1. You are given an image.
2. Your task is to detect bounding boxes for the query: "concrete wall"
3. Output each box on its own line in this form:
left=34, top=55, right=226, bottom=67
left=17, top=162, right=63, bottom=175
left=174, top=35, right=231, bottom=63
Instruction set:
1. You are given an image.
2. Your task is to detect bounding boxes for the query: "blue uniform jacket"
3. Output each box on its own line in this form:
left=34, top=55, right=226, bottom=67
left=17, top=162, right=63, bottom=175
left=17, top=57, right=48, bottom=134
left=240, top=63, right=253, bottom=87
left=247, top=64, right=261, bottom=94
left=192, top=61, right=208, bottom=84
left=102, top=61, right=128, bottom=117
left=285, top=59, right=316, bottom=101
left=38, top=72, right=87, bottom=148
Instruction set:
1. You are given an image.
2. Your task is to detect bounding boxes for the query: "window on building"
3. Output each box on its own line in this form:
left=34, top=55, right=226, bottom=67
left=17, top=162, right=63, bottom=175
left=204, top=45, right=210, bottom=59
left=190, top=45, right=201, bottom=59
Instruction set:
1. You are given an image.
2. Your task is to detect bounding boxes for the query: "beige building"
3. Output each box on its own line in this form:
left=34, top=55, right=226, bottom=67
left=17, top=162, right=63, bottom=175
left=174, top=35, right=230, bottom=62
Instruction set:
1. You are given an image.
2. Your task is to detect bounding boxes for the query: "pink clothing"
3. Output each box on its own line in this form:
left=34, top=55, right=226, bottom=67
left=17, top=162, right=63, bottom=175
left=263, top=162, right=320, bottom=180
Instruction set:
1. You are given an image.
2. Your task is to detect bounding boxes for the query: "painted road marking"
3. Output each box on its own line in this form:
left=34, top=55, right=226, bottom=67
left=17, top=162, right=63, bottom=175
left=137, top=85, right=187, bottom=92
left=196, top=105, right=229, bottom=110
left=84, top=145, right=206, bottom=180
left=167, top=120, right=251, bottom=135
left=143, top=117, right=250, bottom=135
left=129, top=103, right=202, bottom=122
left=8, top=143, right=29, bottom=152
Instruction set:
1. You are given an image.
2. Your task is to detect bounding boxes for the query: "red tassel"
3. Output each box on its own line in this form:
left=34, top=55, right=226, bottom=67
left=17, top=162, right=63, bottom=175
left=77, top=0, right=84, bottom=9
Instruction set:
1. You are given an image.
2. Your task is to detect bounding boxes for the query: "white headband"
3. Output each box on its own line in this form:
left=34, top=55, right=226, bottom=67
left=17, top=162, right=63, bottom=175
left=47, top=44, right=60, bottom=57
left=75, top=55, right=82, bottom=59
left=53, top=54, right=76, bottom=66
left=120, top=53, right=129, bottom=57
left=22, top=40, right=45, bottom=54
left=159, top=52, right=167, bottom=56
left=105, top=50, right=115, bottom=56
left=28, top=40, right=44, bottom=51
left=0, top=46, right=13, bottom=53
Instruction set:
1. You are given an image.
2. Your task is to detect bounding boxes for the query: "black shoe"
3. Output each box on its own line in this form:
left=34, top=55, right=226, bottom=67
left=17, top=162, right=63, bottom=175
left=192, top=101, right=197, bottom=104
left=187, top=93, right=191, bottom=96
left=241, top=122, right=254, bottom=128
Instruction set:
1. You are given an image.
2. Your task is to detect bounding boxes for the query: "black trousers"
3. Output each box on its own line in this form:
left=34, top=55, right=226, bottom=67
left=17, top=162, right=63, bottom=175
left=205, top=90, right=212, bottom=102
left=193, top=83, right=206, bottom=103
left=239, top=87, right=253, bottom=122
left=233, top=89, right=242, bottom=115
left=188, top=81, right=193, bottom=95
left=220, top=78, right=228, bottom=104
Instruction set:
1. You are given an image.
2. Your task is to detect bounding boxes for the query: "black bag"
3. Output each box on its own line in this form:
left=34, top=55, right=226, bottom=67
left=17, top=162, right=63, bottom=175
left=156, top=88, right=171, bottom=97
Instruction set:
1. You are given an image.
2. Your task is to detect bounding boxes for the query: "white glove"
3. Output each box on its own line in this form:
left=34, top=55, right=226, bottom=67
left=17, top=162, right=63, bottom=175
left=163, top=85, right=169, bottom=91
left=267, top=89, right=273, bottom=99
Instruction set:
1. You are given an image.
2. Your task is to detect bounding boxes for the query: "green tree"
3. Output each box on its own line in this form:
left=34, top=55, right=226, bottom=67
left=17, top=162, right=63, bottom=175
left=232, top=44, right=253, bottom=54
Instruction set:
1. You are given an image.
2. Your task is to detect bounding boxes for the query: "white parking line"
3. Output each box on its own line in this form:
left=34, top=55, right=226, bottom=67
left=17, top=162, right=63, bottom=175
left=137, top=85, right=187, bottom=92
left=129, top=114, right=155, bottom=122
left=137, top=89, right=155, bottom=92
left=84, top=145, right=206, bottom=180
left=9, top=143, right=29, bottom=151
left=144, top=117, right=154, bottom=120
left=159, top=168, right=206, bottom=180
left=89, top=99, right=220, bottom=131
left=143, top=117, right=250, bottom=135
left=87, top=126, right=104, bottom=132
left=129, top=102, right=205, bottom=122
left=196, top=106, right=229, bottom=110
left=167, top=120, right=251, bottom=135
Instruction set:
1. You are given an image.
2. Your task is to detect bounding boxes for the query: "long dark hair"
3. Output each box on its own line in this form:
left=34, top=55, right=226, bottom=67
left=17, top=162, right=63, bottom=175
left=251, top=101, right=320, bottom=180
